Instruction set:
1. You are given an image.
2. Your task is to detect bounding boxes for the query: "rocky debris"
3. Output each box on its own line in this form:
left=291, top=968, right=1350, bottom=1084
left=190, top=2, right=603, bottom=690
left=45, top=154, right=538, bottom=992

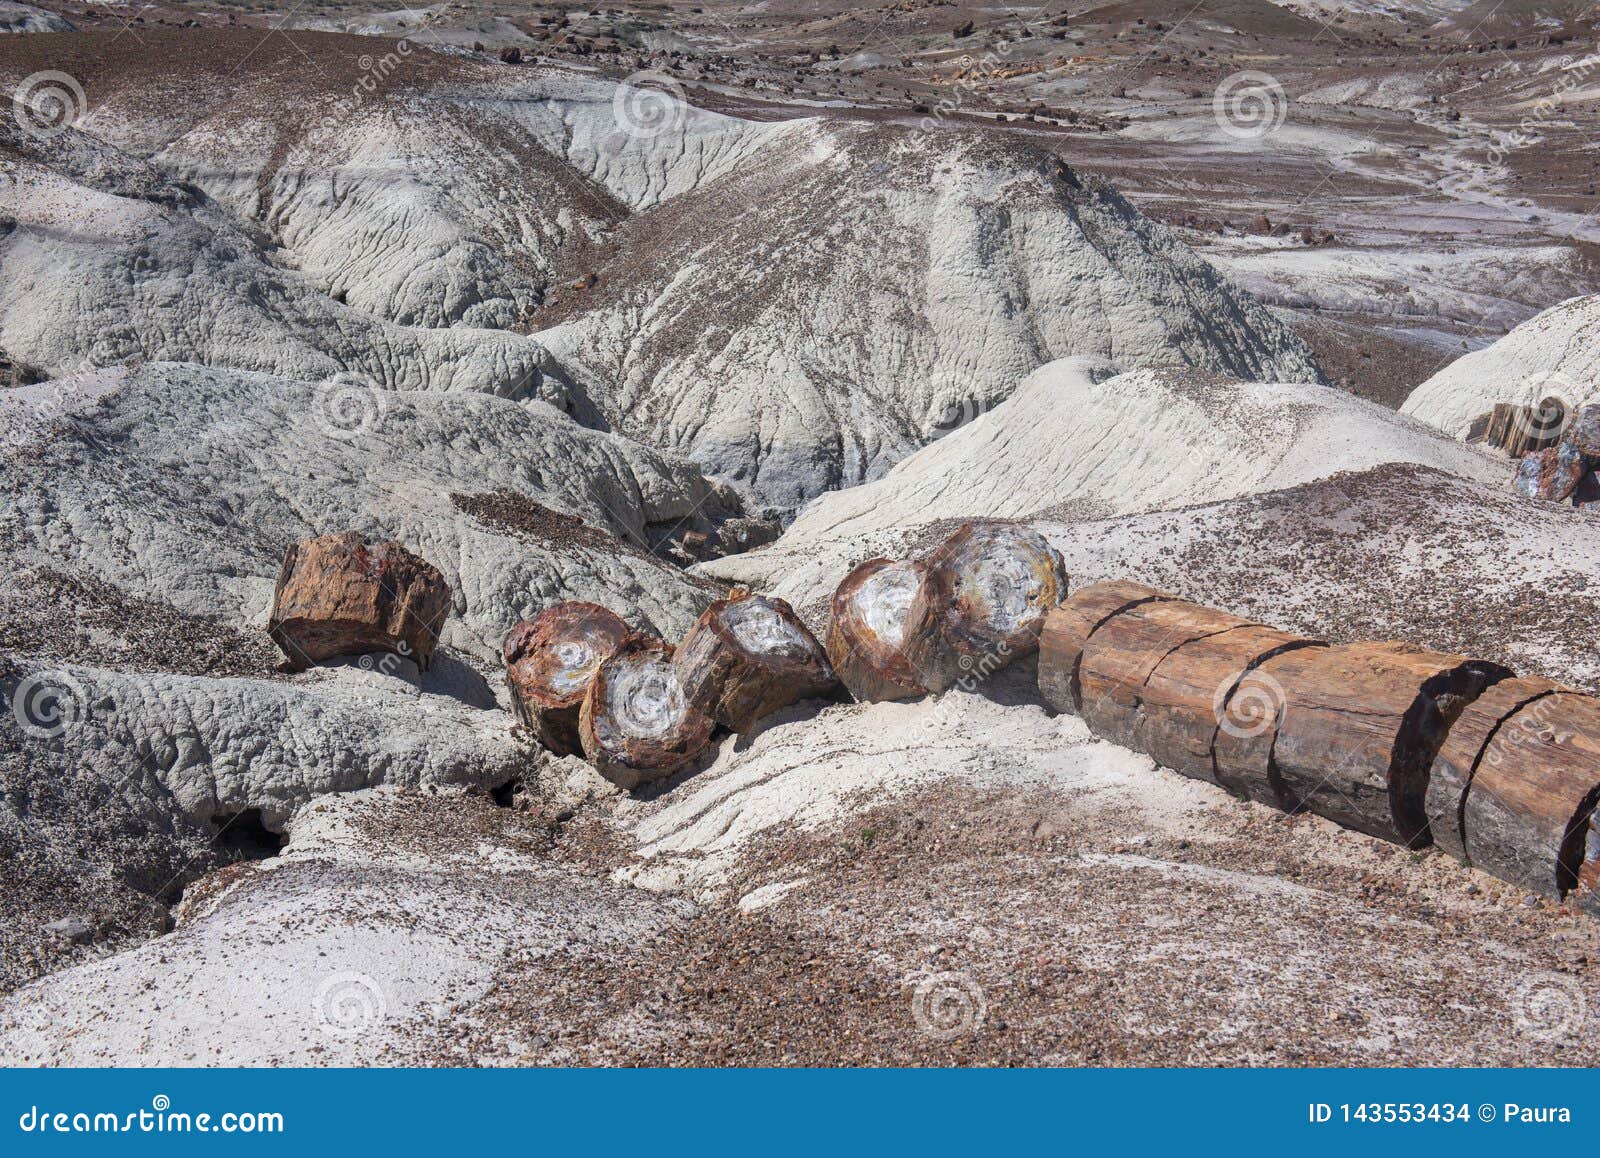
left=0, top=2, right=72, bottom=34
left=579, top=635, right=715, bottom=790
left=1564, top=404, right=1600, bottom=462
left=1513, top=443, right=1587, bottom=502
left=268, top=532, right=451, bottom=672
left=903, top=523, right=1067, bottom=693
left=503, top=602, right=633, bottom=756
left=674, top=591, right=836, bottom=734
left=825, top=558, right=932, bottom=703
left=42, top=917, right=93, bottom=945
left=1427, top=679, right=1600, bottom=914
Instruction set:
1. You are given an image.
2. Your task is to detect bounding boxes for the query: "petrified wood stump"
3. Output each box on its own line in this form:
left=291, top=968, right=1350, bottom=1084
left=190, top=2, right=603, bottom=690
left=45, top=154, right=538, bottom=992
left=503, top=602, right=633, bottom=755
left=1450, top=690, right=1600, bottom=910
left=1037, top=580, right=1173, bottom=714
left=674, top=591, right=836, bottom=733
left=268, top=531, right=451, bottom=672
left=825, top=558, right=932, bottom=703
left=1422, top=675, right=1564, bottom=864
left=1136, top=626, right=1324, bottom=787
left=579, top=634, right=715, bottom=791
left=903, top=522, right=1068, bottom=693
left=1074, top=598, right=1258, bottom=755
left=1216, top=642, right=1510, bottom=845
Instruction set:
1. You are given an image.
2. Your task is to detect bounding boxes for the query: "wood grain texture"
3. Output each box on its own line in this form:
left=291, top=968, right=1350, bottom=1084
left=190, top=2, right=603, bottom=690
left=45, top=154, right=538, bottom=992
left=503, top=602, right=633, bottom=755
left=674, top=592, right=836, bottom=733
left=1036, top=580, right=1172, bottom=715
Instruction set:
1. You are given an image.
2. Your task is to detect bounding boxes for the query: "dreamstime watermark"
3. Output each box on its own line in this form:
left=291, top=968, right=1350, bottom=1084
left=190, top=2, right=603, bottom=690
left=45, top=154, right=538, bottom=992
left=12, top=70, right=87, bottom=140
left=916, top=36, right=1021, bottom=133
left=17, top=1094, right=284, bottom=1135
left=313, top=971, right=388, bottom=1039
left=908, top=969, right=986, bottom=1040
left=9, top=669, right=91, bottom=739
left=1213, top=668, right=1286, bottom=740
left=313, top=371, right=389, bottom=440
left=926, top=395, right=999, bottom=440
left=612, top=71, right=687, bottom=141
left=1486, top=53, right=1600, bottom=168
left=1212, top=70, right=1288, bottom=141
left=1510, top=972, right=1586, bottom=1042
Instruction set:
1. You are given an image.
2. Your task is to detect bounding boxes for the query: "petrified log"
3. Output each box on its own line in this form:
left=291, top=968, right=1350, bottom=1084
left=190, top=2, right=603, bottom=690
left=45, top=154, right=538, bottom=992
left=1037, top=580, right=1174, bottom=714
left=1485, top=398, right=1567, bottom=457
left=1136, top=626, right=1324, bottom=787
left=579, top=634, right=715, bottom=790
left=1454, top=690, right=1600, bottom=910
left=268, top=531, right=450, bottom=672
left=1215, top=642, right=1510, bottom=844
left=1423, top=675, right=1564, bottom=863
left=1513, top=443, right=1586, bottom=502
left=1075, top=598, right=1257, bottom=754
left=903, top=522, right=1068, bottom=692
left=674, top=591, right=836, bottom=732
left=825, top=558, right=932, bottom=702
left=1564, top=403, right=1600, bottom=463
left=503, top=602, right=633, bottom=755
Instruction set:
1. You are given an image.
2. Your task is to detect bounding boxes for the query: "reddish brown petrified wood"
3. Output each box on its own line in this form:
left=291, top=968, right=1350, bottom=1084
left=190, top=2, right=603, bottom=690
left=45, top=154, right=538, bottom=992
left=825, top=558, right=932, bottom=703
left=674, top=591, right=836, bottom=733
left=579, top=634, right=715, bottom=791
left=503, top=602, right=633, bottom=755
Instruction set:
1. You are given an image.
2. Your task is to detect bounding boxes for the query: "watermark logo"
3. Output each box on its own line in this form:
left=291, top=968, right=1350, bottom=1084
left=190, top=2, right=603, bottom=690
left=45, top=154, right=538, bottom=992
left=10, top=670, right=90, bottom=739
left=313, top=371, right=388, bottom=440
left=13, top=71, right=87, bottom=140
left=313, top=971, right=388, bottom=1038
left=1511, top=972, right=1586, bottom=1041
left=1213, top=669, right=1286, bottom=740
left=909, top=969, right=986, bottom=1040
left=1213, top=71, right=1287, bottom=141
left=612, top=71, right=687, bottom=140
left=926, top=396, right=997, bottom=440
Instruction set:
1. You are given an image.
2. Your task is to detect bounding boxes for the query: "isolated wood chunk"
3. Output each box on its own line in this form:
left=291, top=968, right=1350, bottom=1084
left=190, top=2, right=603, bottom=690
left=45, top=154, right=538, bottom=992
left=903, top=522, right=1068, bottom=693
left=1422, top=675, right=1564, bottom=864
left=1260, top=642, right=1511, bottom=845
left=1076, top=599, right=1256, bottom=754
left=1564, top=403, right=1600, bottom=463
left=268, top=531, right=450, bottom=672
left=1037, top=580, right=1173, bottom=714
left=825, top=558, right=932, bottom=702
left=1137, top=626, right=1321, bottom=786
left=1513, top=444, right=1585, bottom=502
left=674, top=592, right=836, bottom=732
left=1488, top=398, right=1567, bottom=457
left=1463, top=691, right=1600, bottom=908
left=503, top=602, right=632, bottom=755
left=579, top=634, right=714, bottom=790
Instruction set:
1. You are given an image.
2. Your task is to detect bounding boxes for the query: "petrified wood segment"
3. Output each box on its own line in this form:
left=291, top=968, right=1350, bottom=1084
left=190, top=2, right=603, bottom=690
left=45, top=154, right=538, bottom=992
left=1461, top=691, right=1600, bottom=909
left=503, top=602, right=633, bottom=755
left=1513, top=443, right=1586, bottom=502
left=579, top=634, right=715, bottom=791
left=1075, top=599, right=1257, bottom=755
left=825, top=558, right=932, bottom=703
left=268, top=531, right=451, bottom=672
left=1037, top=580, right=1173, bottom=714
left=674, top=591, right=836, bottom=733
left=1137, top=626, right=1323, bottom=787
left=1234, top=642, right=1511, bottom=845
left=1422, top=676, right=1564, bottom=863
left=903, top=522, right=1068, bottom=693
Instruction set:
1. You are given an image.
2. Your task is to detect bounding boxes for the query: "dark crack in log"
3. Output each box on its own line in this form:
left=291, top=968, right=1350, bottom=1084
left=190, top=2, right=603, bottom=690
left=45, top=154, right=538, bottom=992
left=579, top=634, right=715, bottom=791
left=825, top=558, right=931, bottom=703
left=503, top=602, right=633, bottom=755
left=675, top=591, right=836, bottom=733
left=1037, top=580, right=1174, bottom=714
left=1138, top=627, right=1324, bottom=788
left=903, top=522, right=1068, bottom=693
left=268, top=531, right=450, bottom=672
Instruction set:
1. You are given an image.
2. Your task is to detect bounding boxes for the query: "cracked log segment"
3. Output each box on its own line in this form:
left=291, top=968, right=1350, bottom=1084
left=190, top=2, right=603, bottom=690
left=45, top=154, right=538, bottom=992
left=1037, top=580, right=1176, bottom=714
left=1427, top=678, right=1600, bottom=911
left=268, top=532, right=450, bottom=672
left=503, top=602, right=632, bottom=756
left=674, top=591, right=836, bottom=733
left=825, top=558, right=932, bottom=703
left=579, top=634, right=715, bottom=791
left=903, top=522, right=1069, bottom=693
left=1213, top=642, right=1512, bottom=846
